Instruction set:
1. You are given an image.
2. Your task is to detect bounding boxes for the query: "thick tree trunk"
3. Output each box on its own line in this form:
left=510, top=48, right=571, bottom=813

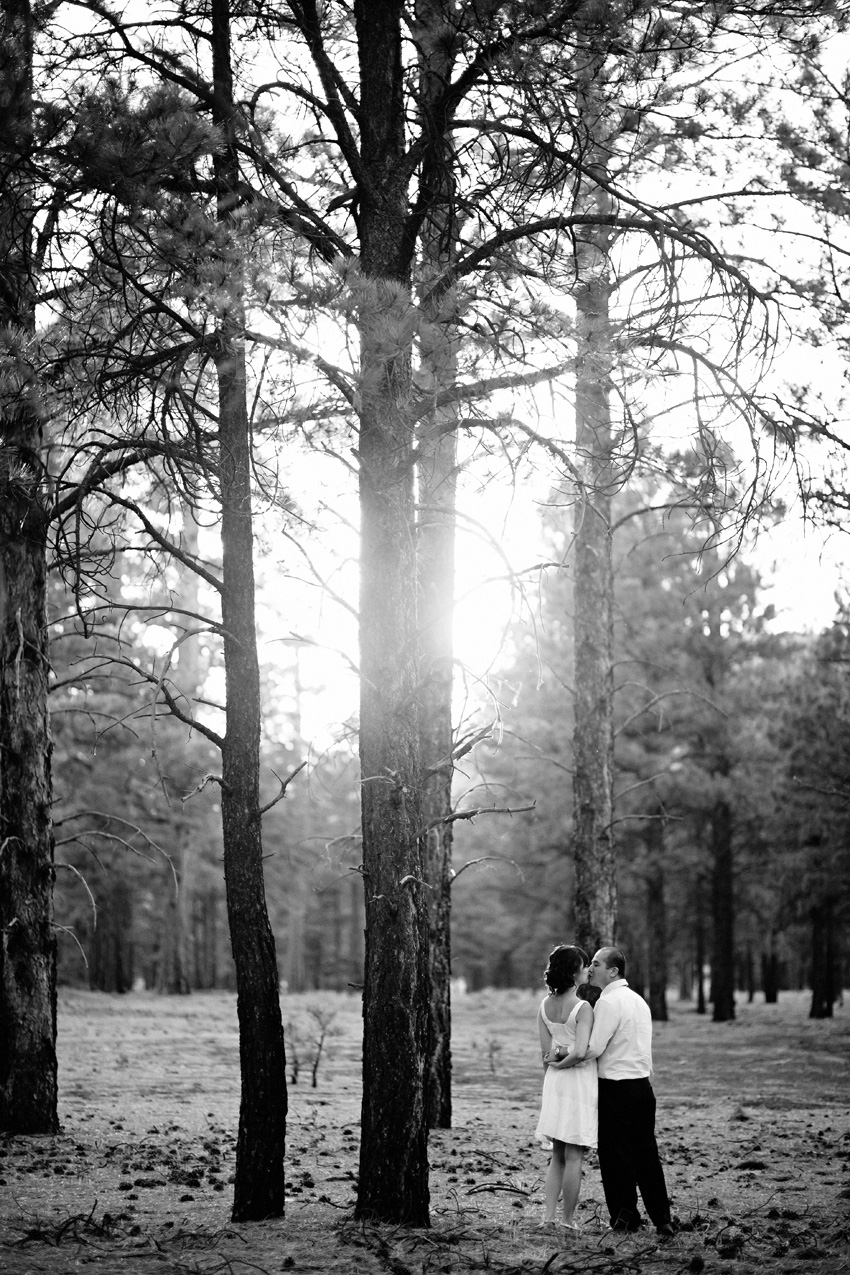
left=212, top=0, right=287, bottom=1221
left=0, top=0, right=58, bottom=1135
left=572, top=259, right=616, bottom=954
left=710, top=798, right=735, bottom=1022
left=354, top=0, right=430, bottom=1226
left=416, top=0, right=458, bottom=1133
left=570, top=35, right=618, bottom=954
left=809, top=899, right=836, bottom=1019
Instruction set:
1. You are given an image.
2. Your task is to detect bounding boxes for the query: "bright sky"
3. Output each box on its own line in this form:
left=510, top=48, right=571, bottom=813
left=135, top=16, right=850, bottom=751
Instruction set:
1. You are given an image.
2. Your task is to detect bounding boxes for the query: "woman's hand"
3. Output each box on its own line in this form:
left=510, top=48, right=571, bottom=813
left=549, top=1051, right=587, bottom=1070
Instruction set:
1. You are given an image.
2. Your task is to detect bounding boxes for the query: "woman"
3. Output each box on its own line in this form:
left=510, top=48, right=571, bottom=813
left=535, top=944, right=598, bottom=1229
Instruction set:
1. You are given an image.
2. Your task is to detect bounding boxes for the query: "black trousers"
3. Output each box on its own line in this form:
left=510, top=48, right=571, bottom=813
left=597, top=1077, right=670, bottom=1230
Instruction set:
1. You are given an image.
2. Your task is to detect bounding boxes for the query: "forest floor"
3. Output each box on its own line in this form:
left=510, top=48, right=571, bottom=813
left=0, top=988, right=848, bottom=1275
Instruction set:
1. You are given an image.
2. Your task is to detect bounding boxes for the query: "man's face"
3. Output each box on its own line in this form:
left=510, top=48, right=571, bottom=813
left=589, top=950, right=617, bottom=989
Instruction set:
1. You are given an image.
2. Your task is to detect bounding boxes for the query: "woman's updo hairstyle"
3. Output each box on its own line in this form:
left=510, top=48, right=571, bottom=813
left=543, top=944, right=589, bottom=994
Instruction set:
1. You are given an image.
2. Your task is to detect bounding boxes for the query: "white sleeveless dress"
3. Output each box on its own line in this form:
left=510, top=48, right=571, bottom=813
left=535, top=999, right=598, bottom=1148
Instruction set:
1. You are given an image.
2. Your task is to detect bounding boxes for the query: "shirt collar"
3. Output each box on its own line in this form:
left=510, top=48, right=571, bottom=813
left=601, top=977, right=628, bottom=996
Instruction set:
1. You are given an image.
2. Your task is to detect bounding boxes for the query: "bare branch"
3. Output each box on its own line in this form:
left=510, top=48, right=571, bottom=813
left=255, top=762, right=307, bottom=820
left=182, top=773, right=228, bottom=802
left=55, top=862, right=98, bottom=928
left=422, top=802, right=536, bottom=838
left=451, top=854, right=525, bottom=884
left=52, top=924, right=89, bottom=969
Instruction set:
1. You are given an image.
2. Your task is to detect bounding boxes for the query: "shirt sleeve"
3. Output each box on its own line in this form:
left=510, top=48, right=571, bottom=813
left=584, top=997, right=618, bottom=1061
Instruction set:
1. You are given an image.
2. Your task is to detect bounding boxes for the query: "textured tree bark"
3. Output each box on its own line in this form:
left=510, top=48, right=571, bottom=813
left=0, top=0, right=59, bottom=1135
left=416, top=0, right=458, bottom=1133
left=571, top=30, right=618, bottom=955
left=354, top=0, right=430, bottom=1226
left=710, top=797, right=735, bottom=1022
left=572, top=258, right=617, bottom=955
left=211, top=0, right=287, bottom=1221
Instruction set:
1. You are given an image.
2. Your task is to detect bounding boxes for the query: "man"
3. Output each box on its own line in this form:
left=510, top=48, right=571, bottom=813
left=584, top=947, right=674, bottom=1237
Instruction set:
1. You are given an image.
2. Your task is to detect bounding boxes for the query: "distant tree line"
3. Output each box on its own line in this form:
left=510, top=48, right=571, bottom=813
left=451, top=492, right=849, bottom=1020
left=49, top=489, right=848, bottom=1021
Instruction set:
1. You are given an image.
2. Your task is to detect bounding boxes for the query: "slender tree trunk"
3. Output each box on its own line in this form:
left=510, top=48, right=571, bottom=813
left=677, top=962, right=692, bottom=1002
left=809, top=900, right=835, bottom=1019
left=416, top=0, right=458, bottom=1133
left=194, top=891, right=219, bottom=988
left=645, top=819, right=668, bottom=1021
left=155, top=511, right=203, bottom=996
left=90, top=876, right=133, bottom=993
left=211, top=0, right=286, bottom=1221
left=285, top=888, right=307, bottom=994
left=155, top=852, right=190, bottom=995
left=354, top=0, right=430, bottom=1226
left=745, top=944, right=755, bottom=1004
left=285, top=652, right=308, bottom=994
left=348, top=874, right=364, bottom=984
left=762, top=934, right=779, bottom=1004
left=695, top=884, right=706, bottom=1015
left=0, top=0, right=58, bottom=1135
left=710, top=798, right=735, bottom=1022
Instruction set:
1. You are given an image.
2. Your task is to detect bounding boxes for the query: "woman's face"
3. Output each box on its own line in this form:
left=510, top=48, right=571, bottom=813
left=575, top=963, right=590, bottom=986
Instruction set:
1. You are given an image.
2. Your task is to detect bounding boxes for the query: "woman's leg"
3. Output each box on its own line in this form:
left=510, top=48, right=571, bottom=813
left=560, top=1143, right=584, bottom=1225
left=544, top=1140, right=566, bottom=1221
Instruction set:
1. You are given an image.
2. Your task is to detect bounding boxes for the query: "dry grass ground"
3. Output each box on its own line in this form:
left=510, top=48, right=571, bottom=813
left=0, top=987, right=848, bottom=1275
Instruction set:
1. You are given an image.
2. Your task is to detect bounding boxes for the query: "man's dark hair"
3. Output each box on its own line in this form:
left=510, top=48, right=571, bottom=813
left=602, top=946, right=627, bottom=980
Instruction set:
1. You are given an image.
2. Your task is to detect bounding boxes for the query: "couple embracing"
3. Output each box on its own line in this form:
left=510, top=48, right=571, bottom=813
left=535, top=944, right=674, bottom=1237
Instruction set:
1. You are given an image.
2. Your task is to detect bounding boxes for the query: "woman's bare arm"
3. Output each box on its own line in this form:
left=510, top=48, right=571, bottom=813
left=538, top=1005, right=553, bottom=1068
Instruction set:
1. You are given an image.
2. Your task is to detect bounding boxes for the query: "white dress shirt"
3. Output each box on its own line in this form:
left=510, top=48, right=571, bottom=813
left=585, top=979, right=653, bottom=1079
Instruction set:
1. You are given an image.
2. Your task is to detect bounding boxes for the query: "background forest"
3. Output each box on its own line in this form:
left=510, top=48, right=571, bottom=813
left=50, top=497, right=850, bottom=1013
left=2, top=0, right=850, bottom=1229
